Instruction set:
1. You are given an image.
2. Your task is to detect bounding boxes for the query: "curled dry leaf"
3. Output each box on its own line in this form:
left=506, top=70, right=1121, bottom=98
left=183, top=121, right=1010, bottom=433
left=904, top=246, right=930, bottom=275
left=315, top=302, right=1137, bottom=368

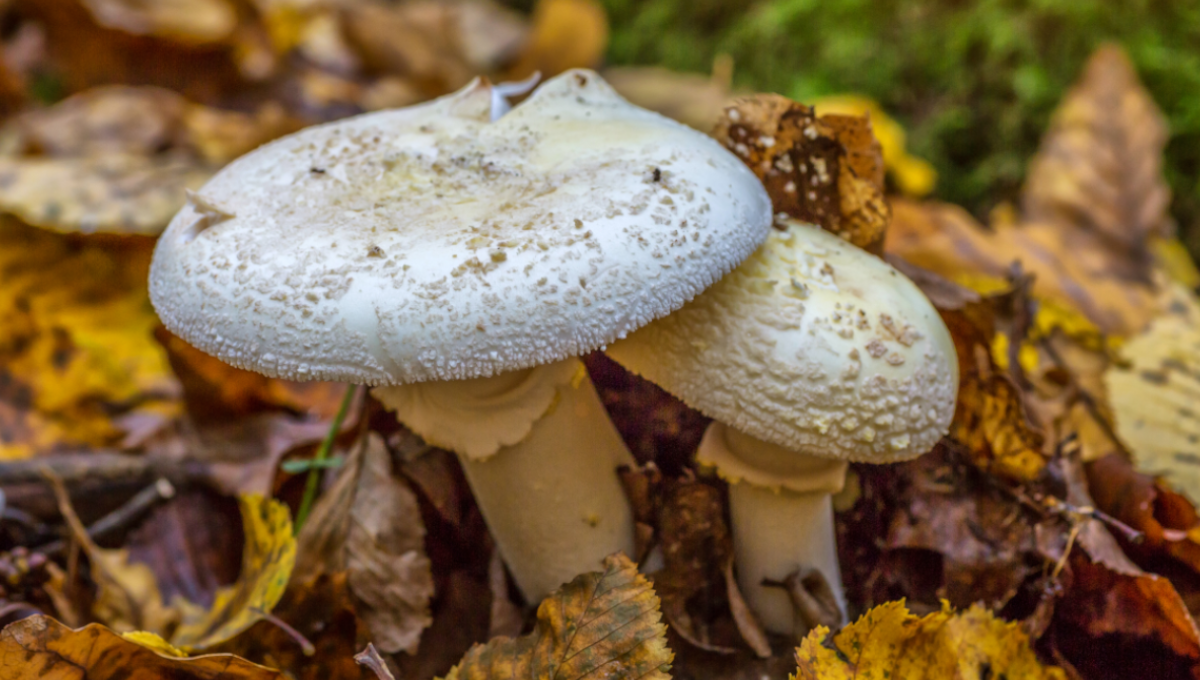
left=811, top=95, right=937, bottom=198
left=0, top=85, right=296, bottom=235
left=171, top=494, right=295, bottom=651
left=0, top=218, right=180, bottom=459
left=0, top=615, right=284, bottom=680
left=294, top=433, right=434, bottom=655
left=794, top=600, right=1066, bottom=680
left=51, top=477, right=295, bottom=652
left=440, top=553, right=672, bottom=680
left=715, top=93, right=889, bottom=252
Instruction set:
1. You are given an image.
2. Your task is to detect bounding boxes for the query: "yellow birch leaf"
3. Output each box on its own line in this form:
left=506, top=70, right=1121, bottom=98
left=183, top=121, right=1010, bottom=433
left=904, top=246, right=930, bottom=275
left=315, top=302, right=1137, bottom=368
left=0, top=616, right=283, bottom=680
left=794, top=600, right=1065, bottom=680
left=0, top=218, right=180, bottom=459
left=505, top=0, right=608, bottom=81
left=440, top=553, right=672, bottom=680
left=172, top=495, right=296, bottom=651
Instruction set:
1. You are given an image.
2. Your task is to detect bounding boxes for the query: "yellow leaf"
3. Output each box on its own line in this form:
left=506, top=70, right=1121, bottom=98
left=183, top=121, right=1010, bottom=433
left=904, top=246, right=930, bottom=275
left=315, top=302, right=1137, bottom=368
left=0, top=218, right=180, bottom=459
left=1106, top=284, right=1200, bottom=497
left=81, top=0, right=239, bottom=44
left=172, top=495, right=296, bottom=651
left=121, top=630, right=187, bottom=657
left=0, top=616, right=283, bottom=680
left=794, top=600, right=1065, bottom=680
left=812, top=95, right=937, bottom=197
left=439, top=553, right=672, bottom=680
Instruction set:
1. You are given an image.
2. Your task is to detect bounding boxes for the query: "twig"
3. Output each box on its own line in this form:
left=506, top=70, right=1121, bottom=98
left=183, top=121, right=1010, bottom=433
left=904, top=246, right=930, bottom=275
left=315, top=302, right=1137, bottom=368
left=355, top=643, right=397, bottom=680
left=33, top=478, right=176, bottom=557
left=250, top=606, right=315, bottom=656
left=294, top=384, right=359, bottom=533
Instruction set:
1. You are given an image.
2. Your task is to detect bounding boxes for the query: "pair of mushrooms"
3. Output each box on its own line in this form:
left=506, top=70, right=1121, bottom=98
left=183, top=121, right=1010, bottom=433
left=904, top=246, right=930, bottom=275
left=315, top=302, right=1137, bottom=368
left=150, top=70, right=957, bottom=636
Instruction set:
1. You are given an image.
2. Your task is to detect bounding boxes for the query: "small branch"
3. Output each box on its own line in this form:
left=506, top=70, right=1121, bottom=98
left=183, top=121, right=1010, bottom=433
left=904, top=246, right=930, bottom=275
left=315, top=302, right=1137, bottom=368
left=33, top=478, right=176, bottom=557
left=250, top=606, right=315, bottom=656
left=355, top=643, right=397, bottom=680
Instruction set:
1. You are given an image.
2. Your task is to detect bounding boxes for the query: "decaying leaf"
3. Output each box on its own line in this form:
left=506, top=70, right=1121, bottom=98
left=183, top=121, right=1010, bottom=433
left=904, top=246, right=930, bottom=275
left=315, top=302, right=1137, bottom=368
left=439, top=553, right=672, bottom=680
left=715, top=94, right=889, bottom=252
left=1105, top=284, right=1200, bottom=496
left=811, top=95, right=937, bottom=198
left=794, top=600, right=1065, bottom=680
left=0, top=615, right=283, bottom=680
left=0, top=85, right=295, bottom=235
left=0, top=217, right=180, bottom=459
left=294, top=433, right=434, bottom=655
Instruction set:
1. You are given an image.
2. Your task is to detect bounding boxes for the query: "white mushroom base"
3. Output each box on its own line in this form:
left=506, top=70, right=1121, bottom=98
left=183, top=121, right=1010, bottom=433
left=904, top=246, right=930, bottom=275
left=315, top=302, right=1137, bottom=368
left=698, top=422, right=848, bottom=635
left=375, top=357, right=636, bottom=602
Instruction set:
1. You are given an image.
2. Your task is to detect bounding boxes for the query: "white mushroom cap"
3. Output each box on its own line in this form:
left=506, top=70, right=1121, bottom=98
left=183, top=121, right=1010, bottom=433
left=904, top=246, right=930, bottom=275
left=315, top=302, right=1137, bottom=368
left=606, top=220, right=958, bottom=463
left=149, top=70, right=771, bottom=385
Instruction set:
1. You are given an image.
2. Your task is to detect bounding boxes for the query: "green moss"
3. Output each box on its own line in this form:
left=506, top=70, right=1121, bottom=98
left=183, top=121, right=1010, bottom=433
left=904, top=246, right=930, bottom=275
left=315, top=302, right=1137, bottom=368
left=600, top=0, right=1200, bottom=251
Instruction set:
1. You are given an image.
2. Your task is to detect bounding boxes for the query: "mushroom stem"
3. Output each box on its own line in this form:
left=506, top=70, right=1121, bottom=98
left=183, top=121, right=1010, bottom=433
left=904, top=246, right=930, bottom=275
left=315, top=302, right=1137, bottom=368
left=375, top=357, right=636, bottom=602
left=698, top=422, right=848, bottom=635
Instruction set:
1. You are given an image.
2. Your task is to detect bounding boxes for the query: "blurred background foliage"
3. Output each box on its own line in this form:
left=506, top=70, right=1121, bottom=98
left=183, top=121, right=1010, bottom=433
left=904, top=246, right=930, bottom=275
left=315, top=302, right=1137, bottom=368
left=507, top=0, right=1200, bottom=254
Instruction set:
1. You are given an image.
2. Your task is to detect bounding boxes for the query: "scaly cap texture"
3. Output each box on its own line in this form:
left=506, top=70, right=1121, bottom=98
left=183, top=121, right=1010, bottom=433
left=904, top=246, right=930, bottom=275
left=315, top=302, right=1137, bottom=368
left=150, top=70, right=771, bottom=384
left=607, top=220, right=958, bottom=463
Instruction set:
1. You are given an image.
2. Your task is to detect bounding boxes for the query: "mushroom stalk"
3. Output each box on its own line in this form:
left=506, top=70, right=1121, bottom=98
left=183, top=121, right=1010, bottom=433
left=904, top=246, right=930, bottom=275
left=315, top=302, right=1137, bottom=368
left=698, top=422, right=848, bottom=635
left=375, top=357, right=636, bottom=602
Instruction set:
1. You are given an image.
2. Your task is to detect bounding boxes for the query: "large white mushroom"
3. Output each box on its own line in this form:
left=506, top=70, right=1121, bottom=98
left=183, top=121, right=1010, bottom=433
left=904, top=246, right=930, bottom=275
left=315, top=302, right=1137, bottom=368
left=149, top=70, right=772, bottom=602
left=607, top=220, right=958, bottom=634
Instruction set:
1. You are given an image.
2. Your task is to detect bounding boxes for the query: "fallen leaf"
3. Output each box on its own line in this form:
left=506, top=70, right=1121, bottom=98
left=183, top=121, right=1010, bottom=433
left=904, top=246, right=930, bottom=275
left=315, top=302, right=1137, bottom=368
left=1087, top=453, right=1200, bottom=575
left=811, top=95, right=937, bottom=197
left=79, top=0, right=238, bottom=44
left=49, top=473, right=295, bottom=652
left=1105, top=284, right=1200, bottom=495
left=295, top=433, right=434, bottom=655
left=504, top=0, right=608, bottom=81
left=0, top=85, right=296, bottom=235
left=172, top=494, right=295, bottom=651
left=715, top=94, right=889, bottom=252
left=0, top=615, right=284, bottom=679
left=439, top=553, right=672, bottom=680
left=1021, top=44, right=1171, bottom=265
left=0, top=217, right=180, bottom=459
left=794, top=600, right=1065, bottom=680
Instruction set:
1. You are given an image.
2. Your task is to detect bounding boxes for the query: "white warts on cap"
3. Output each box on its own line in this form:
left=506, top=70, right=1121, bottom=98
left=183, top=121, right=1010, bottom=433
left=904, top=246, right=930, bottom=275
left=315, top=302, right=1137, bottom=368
left=607, top=220, right=959, bottom=464
left=149, top=69, right=773, bottom=386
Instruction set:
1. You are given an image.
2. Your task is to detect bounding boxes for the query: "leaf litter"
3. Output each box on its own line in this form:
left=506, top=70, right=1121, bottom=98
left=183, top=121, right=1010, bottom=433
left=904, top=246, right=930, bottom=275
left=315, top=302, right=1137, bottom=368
left=0, top=3, right=1196, bottom=678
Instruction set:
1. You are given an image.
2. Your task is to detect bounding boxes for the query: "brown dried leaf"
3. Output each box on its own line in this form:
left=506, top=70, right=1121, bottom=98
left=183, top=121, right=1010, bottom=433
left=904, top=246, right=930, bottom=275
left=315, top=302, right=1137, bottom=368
left=715, top=94, right=889, bottom=252
left=0, top=615, right=284, bottom=680
left=0, top=86, right=296, bottom=235
left=295, top=433, right=434, bottom=655
left=439, top=553, right=672, bottom=680
left=1022, top=44, right=1171, bottom=258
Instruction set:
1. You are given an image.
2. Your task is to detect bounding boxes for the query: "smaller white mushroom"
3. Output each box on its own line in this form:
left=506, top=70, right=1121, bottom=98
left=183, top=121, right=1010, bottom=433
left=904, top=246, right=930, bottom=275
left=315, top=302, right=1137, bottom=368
left=607, top=220, right=958, bottom=634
